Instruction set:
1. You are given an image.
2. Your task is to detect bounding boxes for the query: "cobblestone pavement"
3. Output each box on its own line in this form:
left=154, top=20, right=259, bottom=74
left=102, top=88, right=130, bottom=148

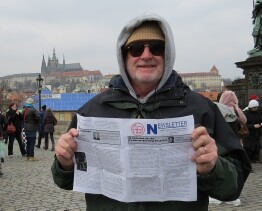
left=0, top=141, right=261, bottom=211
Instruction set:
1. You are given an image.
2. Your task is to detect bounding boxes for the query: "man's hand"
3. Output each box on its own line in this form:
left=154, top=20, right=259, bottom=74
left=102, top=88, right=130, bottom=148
left=55, top=128, right=78, bottom=171
left=191, top=126, right=218, bottom=175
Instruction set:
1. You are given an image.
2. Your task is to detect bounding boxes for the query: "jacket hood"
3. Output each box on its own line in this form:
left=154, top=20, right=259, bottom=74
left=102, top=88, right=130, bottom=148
left=219, top=91, right=238, bottom=108
left=116, top=13, right=176, bottom=102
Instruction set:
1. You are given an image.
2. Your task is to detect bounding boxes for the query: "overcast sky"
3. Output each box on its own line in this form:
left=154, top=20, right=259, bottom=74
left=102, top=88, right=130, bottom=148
left=0, top=0, right=254, bottom=80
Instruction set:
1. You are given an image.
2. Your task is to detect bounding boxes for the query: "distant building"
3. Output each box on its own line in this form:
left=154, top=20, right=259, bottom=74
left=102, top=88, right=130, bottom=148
left=42, top=49, right=103, bottom=87
left=43, top=69, right=103, bottom=86
left=1, top=73, right=38, bottom=91
left=41, top=48, right=83, bottom=74
left=179, top=65, right=222, bottom=91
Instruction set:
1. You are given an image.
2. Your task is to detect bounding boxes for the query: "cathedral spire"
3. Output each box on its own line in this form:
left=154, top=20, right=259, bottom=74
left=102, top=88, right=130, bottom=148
left=41, top=55, right=47, bottom=73
left=52, top=48, right=57, bottom=60
left=63, top=54, right=65, bottom=71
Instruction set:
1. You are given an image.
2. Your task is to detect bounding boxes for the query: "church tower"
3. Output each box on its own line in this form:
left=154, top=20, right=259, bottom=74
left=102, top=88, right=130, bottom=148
left=210, top=65, right=219, bottom=74
left=63, top=54, right=66, bottom=71
left=41, top=55, right=47, bottom=74
left=49, top=48, right=59, bottom=70
left=43, top=48, right=83, bottom=73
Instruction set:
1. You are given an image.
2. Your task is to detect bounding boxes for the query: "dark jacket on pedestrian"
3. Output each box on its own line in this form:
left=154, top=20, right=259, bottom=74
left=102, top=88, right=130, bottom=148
left=243, top=109, right=262, bottom=139
left=5, top=108, right=23, bottom=133
left=39, top=110, right=45, bottom=133
left=23, top=107, right=40, bottom=132
left=43, top=109, right=57, bottom=133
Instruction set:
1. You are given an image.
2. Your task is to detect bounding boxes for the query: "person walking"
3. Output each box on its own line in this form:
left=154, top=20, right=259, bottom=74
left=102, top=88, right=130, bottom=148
left=2, top=112, right=8, bottom=145
left=243, top=99, right=262, bottom=164
left=0, top=111, right=5, bottom=159
left=219, top=90, right=247, bottom=145
left=22, top=98, right=40, bottom=161
left=210, top=90, right=247, bottom=206
left=43, top=108, right=57, bottom=151
left=0, top=155, right=2, bottom=176
left=248, top=94, right=262, bottom=120
left=51, top=13, right=251, bottom=211
left=0, top=111, right=5, bottom=175
left=214, top=92, right=238, bottom=133
left=5, top=103, right=26, bottom=157
left=35, top=105, right=46, bottom=148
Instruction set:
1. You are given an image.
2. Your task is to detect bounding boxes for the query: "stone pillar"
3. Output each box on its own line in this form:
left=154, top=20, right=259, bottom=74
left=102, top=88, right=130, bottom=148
left=235, top=56, right=262, bottom=104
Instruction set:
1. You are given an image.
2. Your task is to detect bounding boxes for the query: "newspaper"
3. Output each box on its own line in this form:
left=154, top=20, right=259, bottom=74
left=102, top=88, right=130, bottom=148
left=73, top=114, right=197, bottom=202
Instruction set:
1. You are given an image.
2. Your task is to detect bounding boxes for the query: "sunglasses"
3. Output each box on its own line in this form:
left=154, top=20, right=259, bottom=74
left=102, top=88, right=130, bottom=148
left=125, top=42, right=165, bottom=57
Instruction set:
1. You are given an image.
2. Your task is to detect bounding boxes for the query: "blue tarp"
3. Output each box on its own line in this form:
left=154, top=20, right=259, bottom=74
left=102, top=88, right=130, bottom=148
left=21, top=90, right=97, bottom=111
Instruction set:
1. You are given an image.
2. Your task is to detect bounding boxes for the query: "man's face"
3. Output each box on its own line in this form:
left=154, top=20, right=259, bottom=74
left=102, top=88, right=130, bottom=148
left=125, top=41, right=165, bottom=88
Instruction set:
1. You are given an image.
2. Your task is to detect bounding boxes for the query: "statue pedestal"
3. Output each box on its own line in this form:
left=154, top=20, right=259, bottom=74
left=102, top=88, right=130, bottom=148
left=235, top=56, right=262, bottom=104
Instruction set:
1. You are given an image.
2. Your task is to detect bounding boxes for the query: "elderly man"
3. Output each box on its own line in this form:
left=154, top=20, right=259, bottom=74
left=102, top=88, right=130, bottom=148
left=51, top=14, right=251, bottom=211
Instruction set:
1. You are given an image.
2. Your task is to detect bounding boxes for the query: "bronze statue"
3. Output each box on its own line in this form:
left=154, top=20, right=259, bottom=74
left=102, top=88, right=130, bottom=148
left=248, top=0, right=262, bottom=56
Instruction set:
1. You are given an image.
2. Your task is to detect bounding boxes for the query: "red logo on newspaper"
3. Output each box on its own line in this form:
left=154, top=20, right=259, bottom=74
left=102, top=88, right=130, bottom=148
left=131, top=123, right=145, bottom=136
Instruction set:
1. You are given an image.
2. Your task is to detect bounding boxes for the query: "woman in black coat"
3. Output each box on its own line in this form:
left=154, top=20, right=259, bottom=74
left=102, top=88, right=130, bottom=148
left=5, top=103, right=26, bottom=157
left=43, top=108, right=57, bottom=151
left=243, top=100, right=262, bottom=163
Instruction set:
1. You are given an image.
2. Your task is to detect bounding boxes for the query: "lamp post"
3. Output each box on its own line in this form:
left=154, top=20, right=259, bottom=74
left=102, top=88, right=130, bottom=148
left=36, top=73, right=44, bottom=111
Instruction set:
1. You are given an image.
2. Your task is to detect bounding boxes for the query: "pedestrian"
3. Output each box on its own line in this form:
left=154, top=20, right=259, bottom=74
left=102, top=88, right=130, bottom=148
left=248, top=94, right=262, bottom=120
left=51, top=13, right=251, bottom=211
left=219, top=90, right=247, bottom=144
left=211, top=90, right=247, bottom=206
left=22, top=98, right=40, bottom=161
left=0, top=156, right=2, bottom=176
left=35, top=105, right=46, bottom=148
left=2, top=112, right=8, bottom=145
left=43, top=108, right=57, bottom=151
left=0, top=112, right=5, bottom=163
left=214, top=95, right=238, bottom=136
left=0, top=111, right=5, bottom=174
left=5, top=103, right=26, bottom=157
left=243, top=99, right=262, bottom=164
left=243, top=94, right=261, bottom=110
left=0, top=139, right=4, bottom=175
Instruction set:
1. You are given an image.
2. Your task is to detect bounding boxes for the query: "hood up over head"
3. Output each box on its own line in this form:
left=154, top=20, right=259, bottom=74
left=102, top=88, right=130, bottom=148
left=219, top=91, right=238, bottom=108
left=116, top=13, right=176, bottom=102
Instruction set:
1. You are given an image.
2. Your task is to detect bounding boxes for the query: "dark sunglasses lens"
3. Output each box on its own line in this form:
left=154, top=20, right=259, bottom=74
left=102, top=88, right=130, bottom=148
left=128, top=43, right=165, bottom=57
left=128, top=44, right=145, bottom=57
left=149, top=43, right=165, bottom=56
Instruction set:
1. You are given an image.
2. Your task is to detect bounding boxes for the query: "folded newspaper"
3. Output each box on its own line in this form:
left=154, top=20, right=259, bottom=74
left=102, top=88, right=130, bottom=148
left=73, top=114, right=197, bottom=202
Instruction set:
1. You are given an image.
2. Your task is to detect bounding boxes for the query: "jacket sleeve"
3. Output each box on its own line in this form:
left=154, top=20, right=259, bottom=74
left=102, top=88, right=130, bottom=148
left=51, top=156, right=74, bottom=190
left=236, top=107, right=247, bottom=123
left=198, top=104, right=251, bottom=201
left=51, top=114, right=77, bottom=190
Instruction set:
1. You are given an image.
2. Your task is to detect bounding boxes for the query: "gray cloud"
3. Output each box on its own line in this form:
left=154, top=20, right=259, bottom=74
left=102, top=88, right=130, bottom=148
left=0, top=0, right=254, bottom=79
